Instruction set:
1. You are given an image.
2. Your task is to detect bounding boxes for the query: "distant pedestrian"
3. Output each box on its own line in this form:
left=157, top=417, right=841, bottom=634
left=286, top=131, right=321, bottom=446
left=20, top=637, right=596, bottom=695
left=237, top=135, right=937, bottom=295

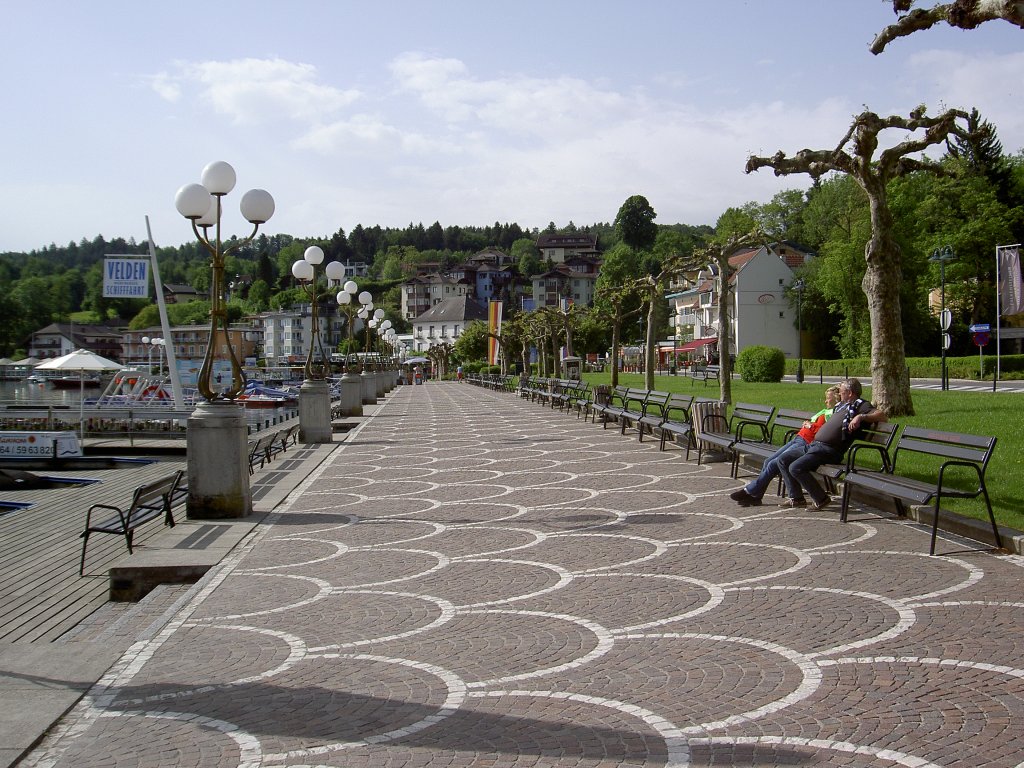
left=414, top=365, right=423, bottom=385
left=456, top=365, right=464, bottom=382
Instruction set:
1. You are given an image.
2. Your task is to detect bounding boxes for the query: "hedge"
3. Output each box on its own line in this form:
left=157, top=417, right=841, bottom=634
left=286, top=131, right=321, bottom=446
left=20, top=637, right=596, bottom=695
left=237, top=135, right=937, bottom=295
left=783, top=354, right=1024, bottom=380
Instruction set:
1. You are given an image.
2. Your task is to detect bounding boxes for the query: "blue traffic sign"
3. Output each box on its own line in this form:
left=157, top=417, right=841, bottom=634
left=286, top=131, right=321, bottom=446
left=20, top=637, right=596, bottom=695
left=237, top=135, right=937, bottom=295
left=969, top=323, right=991, bottom=333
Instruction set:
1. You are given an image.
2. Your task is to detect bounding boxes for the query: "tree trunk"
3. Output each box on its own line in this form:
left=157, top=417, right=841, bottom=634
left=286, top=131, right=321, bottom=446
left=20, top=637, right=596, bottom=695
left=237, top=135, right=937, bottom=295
left=864, top=188, right=914, bottom=416
left=550, top=330, right=560, bottom=378
left=610, top=308, right=622, bottom=388
left=644, top=285, right=657, bottom=391
left=716, top=260, right=733, bottom=405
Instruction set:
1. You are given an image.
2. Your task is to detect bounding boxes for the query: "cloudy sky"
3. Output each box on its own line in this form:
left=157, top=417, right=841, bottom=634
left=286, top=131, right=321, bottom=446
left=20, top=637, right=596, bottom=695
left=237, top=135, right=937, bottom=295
left=2, top=1, right=1022, bottom=253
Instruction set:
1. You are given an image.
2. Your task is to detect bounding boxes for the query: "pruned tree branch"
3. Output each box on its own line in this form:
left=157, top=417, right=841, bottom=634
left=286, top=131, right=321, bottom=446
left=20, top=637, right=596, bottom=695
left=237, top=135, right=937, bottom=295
left=745, top=107, right=971, bottom=186
left=871, top=0, right=1024, bottom=54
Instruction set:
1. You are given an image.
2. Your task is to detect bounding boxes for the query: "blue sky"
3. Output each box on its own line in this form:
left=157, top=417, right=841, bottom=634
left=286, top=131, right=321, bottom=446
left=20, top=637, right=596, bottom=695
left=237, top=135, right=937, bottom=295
left=2, top=1, right=1022, bottom=253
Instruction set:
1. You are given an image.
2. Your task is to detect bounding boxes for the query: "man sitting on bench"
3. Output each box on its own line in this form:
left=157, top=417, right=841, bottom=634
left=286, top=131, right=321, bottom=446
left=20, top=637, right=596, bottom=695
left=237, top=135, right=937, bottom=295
left=730, top=385, right=840, bottom=508
left=789, top=378, right=888, bottom=511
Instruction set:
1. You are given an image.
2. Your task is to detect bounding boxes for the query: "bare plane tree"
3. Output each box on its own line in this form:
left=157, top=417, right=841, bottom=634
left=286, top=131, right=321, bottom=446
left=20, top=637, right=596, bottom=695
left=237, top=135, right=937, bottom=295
left=746, top=106, right=973, bottom=416
left=871, top=0, right=1024, bottom=54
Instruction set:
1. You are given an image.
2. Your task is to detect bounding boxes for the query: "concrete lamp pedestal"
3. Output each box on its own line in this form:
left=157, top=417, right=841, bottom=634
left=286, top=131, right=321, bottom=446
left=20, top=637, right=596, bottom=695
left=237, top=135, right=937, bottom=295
left=186, top=401, right=252, bottom=519
left=298, top=378, right=333, bottom=443
left=335, top=372, right=363, bottom=417
left=361, top=370, right=378, bottom=405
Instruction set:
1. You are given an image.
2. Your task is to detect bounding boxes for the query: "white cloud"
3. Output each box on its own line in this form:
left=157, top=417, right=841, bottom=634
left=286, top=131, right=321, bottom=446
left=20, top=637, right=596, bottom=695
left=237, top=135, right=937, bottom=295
left=906, top=48, right=1024, bottom=147
left=149, top=72, right=181, bottom=102
left=159, top=57, right=362, bottom=124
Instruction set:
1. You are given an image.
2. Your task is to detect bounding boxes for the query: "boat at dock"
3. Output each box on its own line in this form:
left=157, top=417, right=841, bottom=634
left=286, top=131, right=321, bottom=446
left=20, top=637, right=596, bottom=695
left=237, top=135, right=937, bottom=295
left=236, top=381, right=299, bottom=409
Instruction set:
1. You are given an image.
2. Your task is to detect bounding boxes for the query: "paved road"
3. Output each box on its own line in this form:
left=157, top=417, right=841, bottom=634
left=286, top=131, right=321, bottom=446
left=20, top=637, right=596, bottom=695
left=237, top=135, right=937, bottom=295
left=23, top=383, right=1024, bottom=767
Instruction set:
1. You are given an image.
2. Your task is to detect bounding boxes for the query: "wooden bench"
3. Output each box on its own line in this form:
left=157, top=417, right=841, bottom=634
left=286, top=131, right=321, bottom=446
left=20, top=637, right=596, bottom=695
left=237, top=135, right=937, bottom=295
left=653, top=393, right=696, bottom=451
left=695, top=402, right=775, bottom=466
left=80, top=469, right=185, bottom=575
left=619, top=390, right=669, bottom=438
left=248, top=432, right=279, bottom=474
left=814, top=421, right=899, bottom=494
left=549, top=379, right=582, bottom=411
left=640, top=392, right=692, bottom=444
left=731, top=407, right=817, bottom=480
left=269, top=425, right=298, bottom=459
left=591, top=386, right=638, bottom=429
left=558, top=381, right=591, bottom=414
left=691, top=364, right=720, bottom=386
left=840, top=427, right=1002, bottom=555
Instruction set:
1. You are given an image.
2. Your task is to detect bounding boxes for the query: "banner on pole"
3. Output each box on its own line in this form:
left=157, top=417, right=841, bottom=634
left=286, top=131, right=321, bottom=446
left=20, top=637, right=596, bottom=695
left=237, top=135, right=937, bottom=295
left=102, top=256, right=149, bottom=298
left=487, top=301, right=503, bottom=365
left=998, top=246, right=1024, bottom=316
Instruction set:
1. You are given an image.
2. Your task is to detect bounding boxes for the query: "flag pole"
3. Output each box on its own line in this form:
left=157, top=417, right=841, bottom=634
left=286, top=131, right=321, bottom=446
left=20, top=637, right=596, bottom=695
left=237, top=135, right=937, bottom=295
left=996, top=244, right=1002, bottom=384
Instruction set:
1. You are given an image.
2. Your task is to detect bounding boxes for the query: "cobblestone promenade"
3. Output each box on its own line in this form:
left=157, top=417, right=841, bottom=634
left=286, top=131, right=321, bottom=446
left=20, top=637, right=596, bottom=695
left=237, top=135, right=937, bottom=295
left=25, top=383, right=1024, bottom=767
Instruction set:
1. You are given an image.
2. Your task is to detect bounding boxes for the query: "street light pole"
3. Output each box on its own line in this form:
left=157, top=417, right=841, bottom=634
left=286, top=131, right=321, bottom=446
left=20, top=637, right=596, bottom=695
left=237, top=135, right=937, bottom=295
left=291, top=245, right=345, bottom=442
left=929, top=246, right=957, bottom=391
left=174, top=160, right=274, bottom=519
left=334, top=280, right=364, bottom=416
left=175, top=161, right=274, bottom=401
left=793, top=279, right=805, bottom=383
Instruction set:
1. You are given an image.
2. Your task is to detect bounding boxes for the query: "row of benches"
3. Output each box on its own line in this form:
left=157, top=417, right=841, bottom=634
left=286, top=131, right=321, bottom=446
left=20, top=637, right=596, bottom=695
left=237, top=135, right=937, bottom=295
left=512, top=383, right=1002, bottom=556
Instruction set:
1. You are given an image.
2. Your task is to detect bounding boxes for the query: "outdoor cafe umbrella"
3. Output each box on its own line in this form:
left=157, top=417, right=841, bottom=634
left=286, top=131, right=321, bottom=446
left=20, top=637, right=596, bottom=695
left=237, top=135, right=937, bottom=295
left=403, top=356, right=429, bottom=365
left=35, top=350, right=122, bottom=438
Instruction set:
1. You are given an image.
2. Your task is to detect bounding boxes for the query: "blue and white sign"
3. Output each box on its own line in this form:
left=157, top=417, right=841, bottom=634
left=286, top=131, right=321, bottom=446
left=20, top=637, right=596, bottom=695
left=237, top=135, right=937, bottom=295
left=968, top=323, right=991, bottom=333
left=103, top=256, right=149, bottom=298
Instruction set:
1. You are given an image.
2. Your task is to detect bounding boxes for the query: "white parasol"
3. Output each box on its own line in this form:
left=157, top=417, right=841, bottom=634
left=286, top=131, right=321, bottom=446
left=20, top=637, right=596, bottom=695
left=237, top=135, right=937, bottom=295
left=35, top=350, right=123, bottom=438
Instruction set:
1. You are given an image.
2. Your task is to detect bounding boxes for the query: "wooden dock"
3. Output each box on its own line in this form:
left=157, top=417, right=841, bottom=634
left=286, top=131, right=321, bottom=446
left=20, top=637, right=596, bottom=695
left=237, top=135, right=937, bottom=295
left=0, top=421, right=326, bottom=644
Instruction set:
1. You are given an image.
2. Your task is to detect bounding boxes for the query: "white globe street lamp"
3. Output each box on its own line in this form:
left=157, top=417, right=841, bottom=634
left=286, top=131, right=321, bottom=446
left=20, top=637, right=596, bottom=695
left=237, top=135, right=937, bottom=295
left=175, top=160, right=274, bottom=401
left=291, top=245, right=345, bottom=381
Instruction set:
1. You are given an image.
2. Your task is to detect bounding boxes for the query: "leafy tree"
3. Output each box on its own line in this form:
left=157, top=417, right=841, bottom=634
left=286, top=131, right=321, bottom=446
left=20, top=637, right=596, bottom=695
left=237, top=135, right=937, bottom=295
left=511, top=238, right=542, bottom=277
left=247, top=279, right=272, bottom=312
left=453, top=320, right=489, bottom=362
left=614, top=195, right=658, bottom=253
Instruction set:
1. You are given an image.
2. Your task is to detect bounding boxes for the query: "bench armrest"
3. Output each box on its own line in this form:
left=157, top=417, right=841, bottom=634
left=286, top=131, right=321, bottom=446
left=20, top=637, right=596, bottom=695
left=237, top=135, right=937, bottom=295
left=733, top=419, right=769, bottom=443
left=847, top=442, right=892, bottom=474
left=85, top=503, right=125, bottom=530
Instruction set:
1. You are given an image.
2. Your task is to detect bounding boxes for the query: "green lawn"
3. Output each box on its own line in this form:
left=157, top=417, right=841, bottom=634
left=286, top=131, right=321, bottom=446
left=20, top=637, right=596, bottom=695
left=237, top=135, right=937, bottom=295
left=583, top=372, right=1024, bottom=531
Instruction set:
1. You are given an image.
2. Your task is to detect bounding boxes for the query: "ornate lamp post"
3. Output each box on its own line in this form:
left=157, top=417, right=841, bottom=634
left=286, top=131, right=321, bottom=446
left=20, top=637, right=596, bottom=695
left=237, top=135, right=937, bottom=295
left=334, top=280, right=364, bottom=417
left=793, top=279, right=805, bottom=383
left=175, top=161, right=274, bottom=401
left=174, top=160, right=274, bottom=519
left=357, top=291, right=378, bottom=405
left=291, top=245, right=345, bottom=442
left=929, top=246, right=957, bottom=391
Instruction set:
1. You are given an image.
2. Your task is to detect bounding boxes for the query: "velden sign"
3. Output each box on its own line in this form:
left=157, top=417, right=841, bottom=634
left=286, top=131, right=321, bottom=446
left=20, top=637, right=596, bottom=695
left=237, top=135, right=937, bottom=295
left=0, top=432, right=82, bottom=458
left=103, top=255, right=149, bottom=298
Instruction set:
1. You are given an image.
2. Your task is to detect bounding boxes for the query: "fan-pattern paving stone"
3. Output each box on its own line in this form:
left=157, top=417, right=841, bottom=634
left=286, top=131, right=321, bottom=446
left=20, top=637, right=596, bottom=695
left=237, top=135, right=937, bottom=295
left=24, top=382, right=1024, bottom=768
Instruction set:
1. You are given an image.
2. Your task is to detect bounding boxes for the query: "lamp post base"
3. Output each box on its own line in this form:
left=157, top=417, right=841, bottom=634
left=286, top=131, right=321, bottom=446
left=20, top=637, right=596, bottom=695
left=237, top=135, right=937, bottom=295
left=336, top=372, right=363, bottom=417
left=186, top=401, right=252, bottom=519
left=361, top=370, right=378, bottom=405
left=298, top=378, right=333, bottom=443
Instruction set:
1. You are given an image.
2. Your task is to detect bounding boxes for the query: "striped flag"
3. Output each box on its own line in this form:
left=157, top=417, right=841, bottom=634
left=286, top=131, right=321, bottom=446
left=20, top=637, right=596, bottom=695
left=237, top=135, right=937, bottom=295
left=488, top=300, right=503, bottom=365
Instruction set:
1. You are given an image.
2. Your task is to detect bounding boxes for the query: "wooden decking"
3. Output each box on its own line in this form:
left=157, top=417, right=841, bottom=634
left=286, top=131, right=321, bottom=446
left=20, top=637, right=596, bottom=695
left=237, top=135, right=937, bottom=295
left=0, top=456, right=190, bottom=643
left=0, top=424, right=307, bottom=644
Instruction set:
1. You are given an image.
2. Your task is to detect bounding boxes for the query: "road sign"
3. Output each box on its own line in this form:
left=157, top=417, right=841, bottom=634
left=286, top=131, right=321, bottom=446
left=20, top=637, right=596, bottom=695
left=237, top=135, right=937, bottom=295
left=973, top=332, right=990, bottom=347
left=942, top=333, right=951, bottom=350
left=969, top=323, right=991, bottom=333
left=940, top=309, right=952, bottom=331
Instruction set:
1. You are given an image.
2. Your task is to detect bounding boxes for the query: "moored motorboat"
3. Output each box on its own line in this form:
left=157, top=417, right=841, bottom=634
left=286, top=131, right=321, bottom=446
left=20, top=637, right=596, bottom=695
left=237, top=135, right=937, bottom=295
left=236, top=381, right=298, bottom=408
